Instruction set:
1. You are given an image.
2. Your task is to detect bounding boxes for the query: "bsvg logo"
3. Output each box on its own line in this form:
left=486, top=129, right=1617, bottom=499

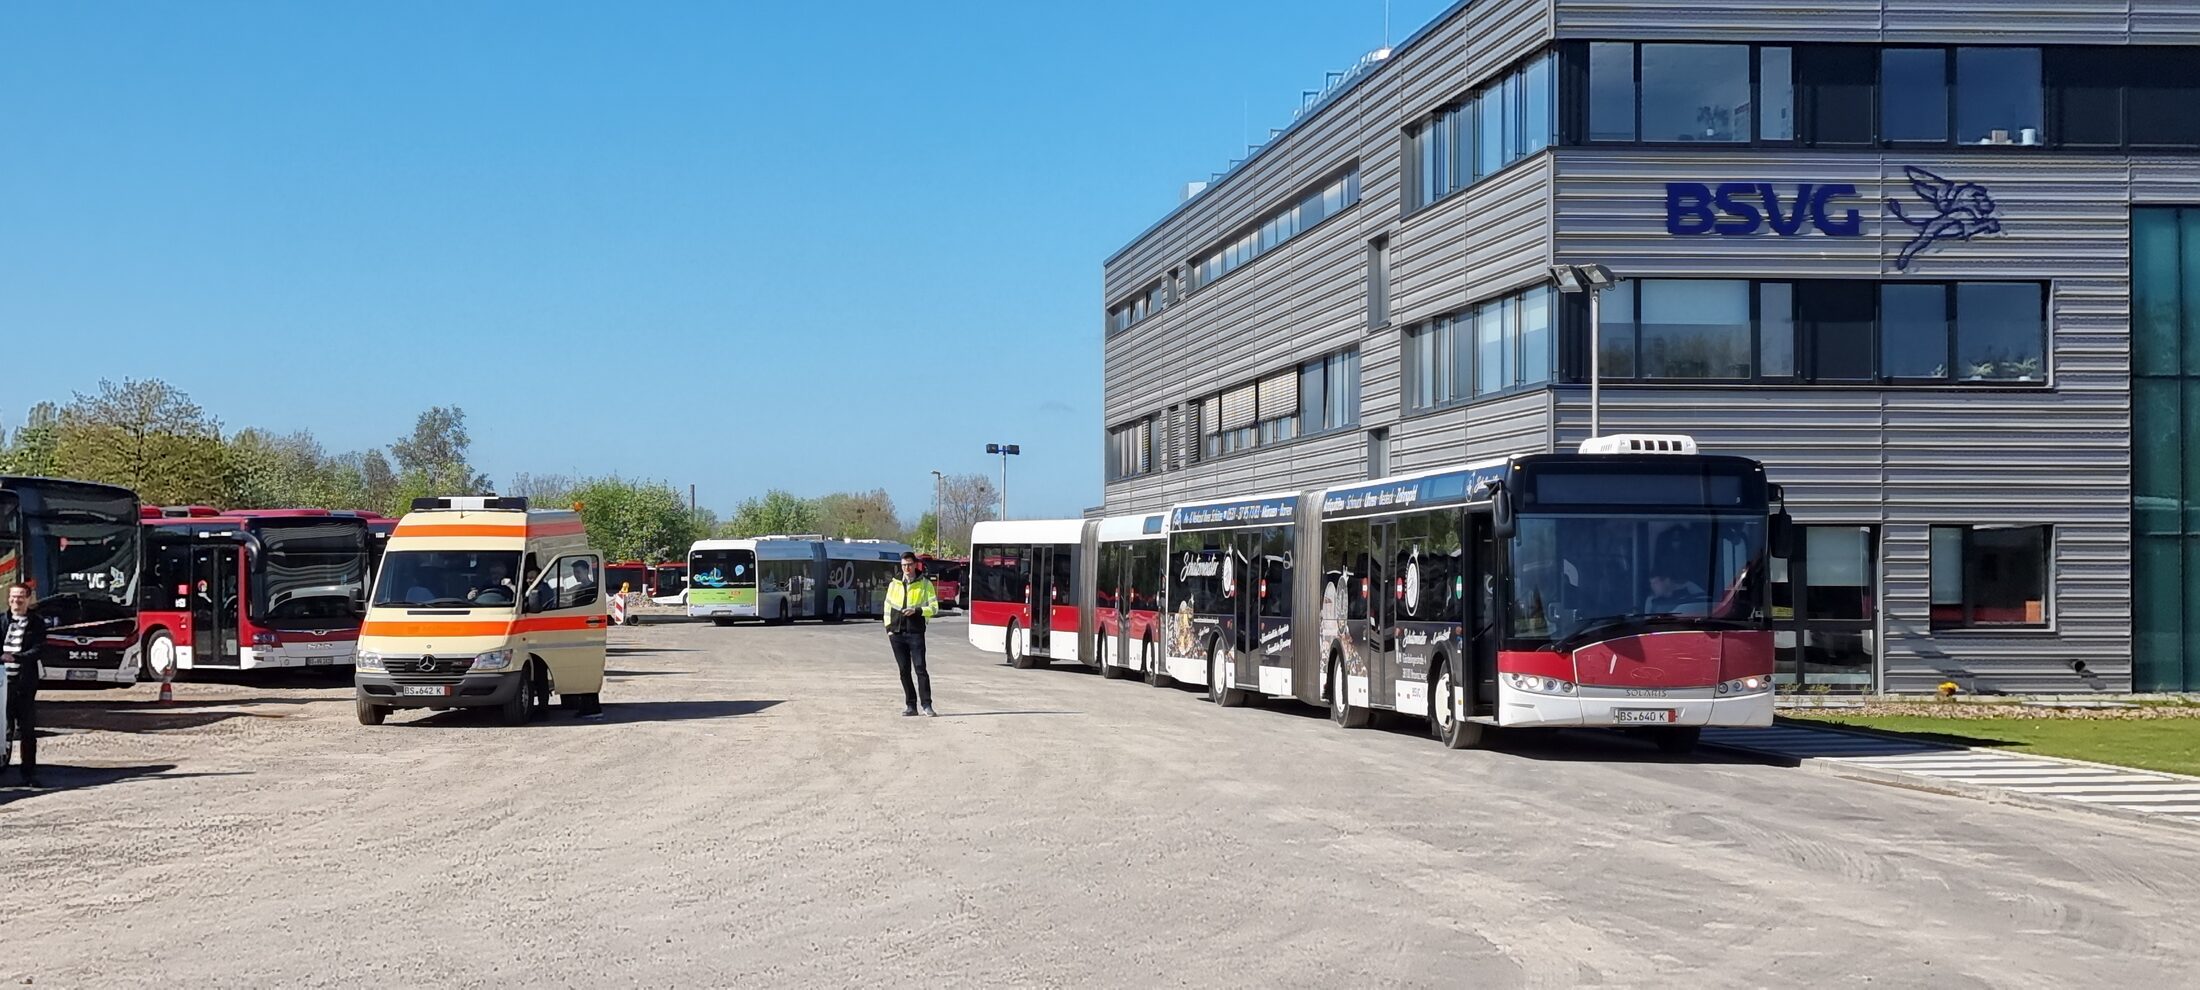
left=1665, top=182, right=1862, bottom=237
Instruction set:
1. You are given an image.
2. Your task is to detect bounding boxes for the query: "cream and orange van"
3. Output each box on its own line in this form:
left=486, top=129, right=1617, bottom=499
left=353, top=496, right=607, bottom=725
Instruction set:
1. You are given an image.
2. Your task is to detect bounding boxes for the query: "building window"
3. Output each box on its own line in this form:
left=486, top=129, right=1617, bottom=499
left=1761, top=47, right=1795, bottom=142
left=1107, top=279, right=1169, bottom=336
left=1587, top=279, right=2045, bottom=385
left=1256, top=371, right=1298, bottom=444
left=1405, top=53, right=1555, bottom=211
left=1797, top=45, right=1875, bottom=147
left=1189, top=170, right=1358, bottom=292
left=1108, top=416, right=1157, bottom=480
left=1303, top=348, right=1359, bottom=432
left=1640, top=43, right=1751, bottom=142
left=1367, top=236, right=1389, bottom=328
left=1588, top=42, right=1636, bottom=142
left=1192, top=349, right=1357, bottom=462
left=1881, top=48, right=1950, bottom=143
left=1407, top=285, right=1557, bottom=409
left=1931, top=525, right=2050, bottom=628
left=1957, top=47, right=2044, bottom=145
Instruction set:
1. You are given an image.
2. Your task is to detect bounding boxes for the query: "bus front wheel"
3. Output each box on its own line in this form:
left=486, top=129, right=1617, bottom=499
left=142, top=630, right=179, bottom=682
left=1431, top=662, right=1484, bottom=750
left=1208, top=644, right=1246, bottom=707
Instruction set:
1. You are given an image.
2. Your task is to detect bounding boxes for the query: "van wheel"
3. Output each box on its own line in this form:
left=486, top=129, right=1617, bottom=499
left=1208, top=642, right=1246, bottom=707
left=142, top=630, right=178, bottom=682
left=355, top=695, right=386, bottom=726
left=501, top=662, right=543, bottom=726
left=1431, top=661, right=1484, bottom=750
left=1330, top=654, right=1370, bottom=728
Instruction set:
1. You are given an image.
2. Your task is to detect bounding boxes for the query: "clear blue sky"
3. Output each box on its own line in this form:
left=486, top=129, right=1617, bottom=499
left=0, top=0, right=1452, bottom=520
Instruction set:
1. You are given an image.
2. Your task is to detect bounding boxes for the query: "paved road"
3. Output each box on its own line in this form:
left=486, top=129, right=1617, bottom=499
left=5, top=617, right=2196, bottom=987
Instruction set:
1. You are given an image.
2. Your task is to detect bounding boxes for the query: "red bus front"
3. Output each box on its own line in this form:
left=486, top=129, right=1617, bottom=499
left=138, top=511, right=372, bottom=677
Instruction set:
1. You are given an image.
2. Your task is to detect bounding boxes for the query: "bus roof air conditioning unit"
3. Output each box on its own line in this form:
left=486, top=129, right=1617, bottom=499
left=1578, top=434, right=1699, bottom=455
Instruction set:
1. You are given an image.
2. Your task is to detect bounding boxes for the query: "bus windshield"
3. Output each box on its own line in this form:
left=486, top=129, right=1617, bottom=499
left=1509, top=513, right=1766, bottom=650
left=372, top=550, right=524, bottom=609
left=27, top=492, right=140, bottom=630
left=254, top=521, right=369, bottom=623
left=688, top=549, right=755, bottom=590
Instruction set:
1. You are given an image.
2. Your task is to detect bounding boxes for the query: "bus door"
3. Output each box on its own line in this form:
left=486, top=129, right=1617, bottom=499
left=1228, top=530, right=1261, bottom=689
left=1365, top=520, right=1399, bottom=710
left=1465, top=512, right=1500, bottom=719
left=1028, top=545, right=1058, bottom=653
left=190, top=543, right=242, bottom=666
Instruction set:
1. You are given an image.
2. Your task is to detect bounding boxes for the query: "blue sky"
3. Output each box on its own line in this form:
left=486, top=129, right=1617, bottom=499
left=0, top=0, right=1452, bottom=520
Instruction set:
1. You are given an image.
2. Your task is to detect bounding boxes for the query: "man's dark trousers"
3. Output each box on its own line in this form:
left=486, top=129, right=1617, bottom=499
left=889, top=631, right=932, bottom=709
left=5, top=664, right=35, bottom=776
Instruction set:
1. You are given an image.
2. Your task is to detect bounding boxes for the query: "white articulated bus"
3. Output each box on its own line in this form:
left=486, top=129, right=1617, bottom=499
left=967, top=519, right=1086, bottom=667
left=688, top=536, right=910, bottom=625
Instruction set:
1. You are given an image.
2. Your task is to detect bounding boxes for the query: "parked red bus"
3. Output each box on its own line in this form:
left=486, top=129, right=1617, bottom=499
left=137, top=507, right=373, bottom=678
left=916, top=555, right=966, bottom=610
left=967, top=520, right=1083, bottom=668
left=605, top=560, right=689, bottom=598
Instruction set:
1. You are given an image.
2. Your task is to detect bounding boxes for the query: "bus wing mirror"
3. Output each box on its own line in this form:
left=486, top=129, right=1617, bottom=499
left=1770, top=512, right=1796, bottom=560
left=1490, top=482, right=1516, bottom=540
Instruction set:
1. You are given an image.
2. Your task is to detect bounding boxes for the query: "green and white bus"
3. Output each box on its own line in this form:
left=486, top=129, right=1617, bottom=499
left=687, top=536, right=912, bottom=626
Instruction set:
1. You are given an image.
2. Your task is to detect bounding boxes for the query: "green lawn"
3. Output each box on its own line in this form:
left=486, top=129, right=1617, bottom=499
left=1780, top=714, right=2200, bottom=777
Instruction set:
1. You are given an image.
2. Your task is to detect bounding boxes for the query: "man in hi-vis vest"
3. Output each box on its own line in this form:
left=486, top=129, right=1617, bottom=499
left=884, top=551, right=939, bottom=717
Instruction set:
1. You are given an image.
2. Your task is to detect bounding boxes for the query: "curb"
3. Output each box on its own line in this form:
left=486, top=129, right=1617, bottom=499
left=1698, top=730, right=2200, bottom=836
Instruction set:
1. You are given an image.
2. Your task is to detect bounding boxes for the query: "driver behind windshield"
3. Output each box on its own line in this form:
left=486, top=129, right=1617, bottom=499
left=1644, top=571, right=1708, bottom=614
left=467, top=561, right=515, bottom=604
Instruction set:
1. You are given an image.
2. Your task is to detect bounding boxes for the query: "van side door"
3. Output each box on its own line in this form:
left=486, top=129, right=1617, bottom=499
left=523, top=553, right=607, bottom=699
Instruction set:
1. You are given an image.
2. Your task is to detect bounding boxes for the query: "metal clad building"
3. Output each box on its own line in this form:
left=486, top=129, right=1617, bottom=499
left=1100, top=0, right=2200, bottom=694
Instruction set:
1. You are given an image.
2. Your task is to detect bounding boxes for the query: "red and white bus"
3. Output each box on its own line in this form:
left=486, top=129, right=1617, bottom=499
left=137, top=507, right=373, bottom=678
left=1088, top=513, right=1167, bottom=682
left=967, top=519, right=1084, bottom=668
left=1, top=477, right=143, bottom=685
left=1010, top=437, right=1787, bottom=754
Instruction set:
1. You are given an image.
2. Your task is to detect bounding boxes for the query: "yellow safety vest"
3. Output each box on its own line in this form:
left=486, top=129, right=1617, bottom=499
left=884, top=578, right=939, bottom=627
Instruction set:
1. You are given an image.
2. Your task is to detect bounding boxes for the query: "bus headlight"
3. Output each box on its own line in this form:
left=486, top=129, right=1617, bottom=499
left=1716, top=676, right=1770, bottom=696
left=470, top=649, right=513, bottom=672
left=355, top=651, right=386, bottom=672
left=1502, top=672, right=1577, bottom=695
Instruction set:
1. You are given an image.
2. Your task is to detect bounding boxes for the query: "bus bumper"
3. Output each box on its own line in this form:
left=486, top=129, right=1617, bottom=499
left=1495, top=684, right=1774, bottom=729
left=355, top=671, right=523, bottom=709
left=240, top=643, right=356, bottom=670
left=688, top=605, right=756, bottom=618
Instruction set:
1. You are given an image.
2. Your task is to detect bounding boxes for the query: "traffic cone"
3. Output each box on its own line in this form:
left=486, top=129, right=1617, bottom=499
left=158, top=674, right=174, bottom=704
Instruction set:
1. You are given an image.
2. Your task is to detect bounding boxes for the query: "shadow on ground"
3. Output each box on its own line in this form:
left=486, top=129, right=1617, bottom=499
left=0, top=764, right=248, bottom=808
left=399, top=699, right=784, bottom=729
left=41, top=695, right=319, bottom=734
left=931, top=710, right=1083, bottom=718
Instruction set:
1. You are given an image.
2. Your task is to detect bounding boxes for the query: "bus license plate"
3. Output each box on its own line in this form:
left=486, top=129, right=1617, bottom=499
left=398, top=685, right=451, bottom=697
left=1614, top=708, right=1675, bottom=725
left=308, top=655, right=335, bottom=666
left=65, top=668, right=98, bottom=682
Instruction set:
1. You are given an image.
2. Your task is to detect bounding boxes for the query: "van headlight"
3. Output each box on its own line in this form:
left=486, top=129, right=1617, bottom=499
left=355, top=651, right=386, bottom=672
left=470, top=649, right=513, bottom=672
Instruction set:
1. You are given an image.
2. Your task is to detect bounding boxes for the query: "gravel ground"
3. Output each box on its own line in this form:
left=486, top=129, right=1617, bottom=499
left=5, top=616, right=2198, bottom=988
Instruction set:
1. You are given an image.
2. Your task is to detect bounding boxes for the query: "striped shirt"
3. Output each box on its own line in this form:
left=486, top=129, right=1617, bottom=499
left=3, top=617, right=23, bottom=660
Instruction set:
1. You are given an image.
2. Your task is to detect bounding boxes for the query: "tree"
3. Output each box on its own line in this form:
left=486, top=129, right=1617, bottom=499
left=222, top=429, right=370, bottom=509
left=0, top=402, right=61, bottom=477
left=907, top=512, right=939, bottom=554
left=55, top=378, right=226, bottom=504
left=506, top=473, right=576, bottom=502
left=360, top=449, right=398, bottom=512
left=390, top=405, right=490, bottom=494
left=814, top=488, right=900, bottom=540
left=935, top=472, right=997, bottom=554
left=722, top=490, right=820, bottom=538
left=565, top=477, right=702, bottom=563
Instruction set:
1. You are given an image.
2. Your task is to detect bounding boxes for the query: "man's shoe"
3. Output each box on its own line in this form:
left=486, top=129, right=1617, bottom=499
left=921, top=705, right=937, bottom=717
left=901, top=706, right=918, bottom=717
left=20, top=774, right=42, bottom=789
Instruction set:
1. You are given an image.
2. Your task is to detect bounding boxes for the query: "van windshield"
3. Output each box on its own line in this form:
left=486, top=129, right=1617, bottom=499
left=372, top=550, right=525, bottom=609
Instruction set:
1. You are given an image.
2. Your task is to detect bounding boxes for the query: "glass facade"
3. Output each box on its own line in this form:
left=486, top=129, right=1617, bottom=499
left=2132, top=207, right=2200, bottom=691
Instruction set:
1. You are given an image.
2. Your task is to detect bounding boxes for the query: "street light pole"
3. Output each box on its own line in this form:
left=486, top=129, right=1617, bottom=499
left=985, top=443, right=1020, bottom=520
left=929, top=470, right=943, bottom=555
left=1549, top=263, right=1620, bottom=441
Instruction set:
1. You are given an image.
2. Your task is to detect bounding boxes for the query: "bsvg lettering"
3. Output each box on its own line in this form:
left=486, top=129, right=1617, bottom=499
left=1665, top=182, right=1862, bottom=238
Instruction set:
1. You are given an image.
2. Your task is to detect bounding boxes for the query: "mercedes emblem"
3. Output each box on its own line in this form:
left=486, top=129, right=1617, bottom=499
left=417, top=656, right=437, bottom=673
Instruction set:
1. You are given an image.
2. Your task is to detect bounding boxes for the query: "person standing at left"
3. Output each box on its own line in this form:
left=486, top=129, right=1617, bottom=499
left=2, top=583, right=48, bottom=788
left=884, top=552, right=939, bottom=717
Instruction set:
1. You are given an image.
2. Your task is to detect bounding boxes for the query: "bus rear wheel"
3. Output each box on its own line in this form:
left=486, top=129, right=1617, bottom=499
left=1431, top=662, right=1484, bottom=750
left=825, top=598, right=846, bottom=624
left=1005, top=620, right=1037, bottom=669
left=1142, top=636, right=1171, bottom=687
left=1208, top=643, right=1247, bottom=707
left=1101, top=637, right=1129, bottom=680
left=1330, top=655, right=1370, bottom=728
